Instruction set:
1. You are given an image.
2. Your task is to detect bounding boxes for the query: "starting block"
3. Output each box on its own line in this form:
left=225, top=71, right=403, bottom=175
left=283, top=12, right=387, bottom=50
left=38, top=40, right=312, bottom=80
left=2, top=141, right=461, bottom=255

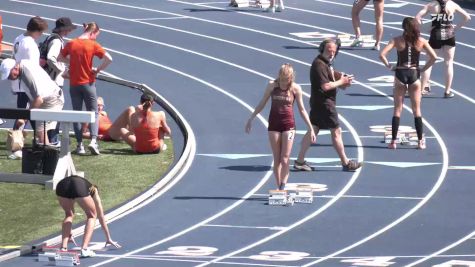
left=55, top=251, right=80, bottom=266
left=269, top=186, right=314, bottom=206
left=293, top=187, right=313, bottom=204
left=38, top=246, right=80, bottom=266
left=269, top=190, right=289, bottom=206
left=231, top=0, right=270, bottom=8
left=384, top=129, right=424, bottom=146
left=337, top=34, right=376, bottom=49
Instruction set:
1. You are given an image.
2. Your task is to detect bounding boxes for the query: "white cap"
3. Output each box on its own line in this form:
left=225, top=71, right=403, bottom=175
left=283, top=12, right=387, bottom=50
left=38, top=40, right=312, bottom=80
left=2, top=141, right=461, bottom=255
left=0, top=58, right=17, bottom=80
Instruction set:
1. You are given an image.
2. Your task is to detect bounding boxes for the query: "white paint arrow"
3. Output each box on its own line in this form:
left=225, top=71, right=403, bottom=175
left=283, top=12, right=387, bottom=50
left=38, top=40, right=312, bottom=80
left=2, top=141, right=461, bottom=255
left=198, top=154, right=270, bottom=159
left=448, top=166, right=475, bottom=171
left=289, top=31, right=335, bottom=39
left=367, top=161, right=441, bottom=168
left=337, top=105, right=393, bottom=111
left=385, top=2, right=409, bottom=8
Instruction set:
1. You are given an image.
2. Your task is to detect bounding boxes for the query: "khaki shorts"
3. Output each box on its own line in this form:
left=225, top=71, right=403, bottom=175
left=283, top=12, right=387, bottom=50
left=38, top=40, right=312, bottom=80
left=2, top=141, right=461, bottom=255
left=36, top=94, right=64, bottom=132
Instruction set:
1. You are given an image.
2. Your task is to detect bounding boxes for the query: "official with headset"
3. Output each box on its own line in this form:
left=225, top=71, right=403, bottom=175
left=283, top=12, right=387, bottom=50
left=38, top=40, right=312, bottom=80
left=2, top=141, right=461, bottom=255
left=294, top=39, right=362, bottom=172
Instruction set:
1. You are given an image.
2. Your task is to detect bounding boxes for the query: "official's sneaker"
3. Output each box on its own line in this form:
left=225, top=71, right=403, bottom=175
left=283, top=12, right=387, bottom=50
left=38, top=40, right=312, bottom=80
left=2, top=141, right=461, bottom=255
left=88, top=141, right=100, bottom=155
left=75, top=144, right=86, bottom=155
left=80, top=248, right=95, bottom=258
left=267, top=6, right=275, bottom=13
left=294, top=160, right=313, bottom=171
left=342, top=160, right=362, bottom=171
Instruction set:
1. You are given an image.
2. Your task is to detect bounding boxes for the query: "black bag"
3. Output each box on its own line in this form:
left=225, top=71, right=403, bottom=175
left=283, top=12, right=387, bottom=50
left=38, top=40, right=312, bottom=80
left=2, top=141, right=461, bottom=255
left=22, top=147, right=44, bottom=174
left=21, top=120, right=60, bottom=175
left=21, top=146, right=59, bottom=175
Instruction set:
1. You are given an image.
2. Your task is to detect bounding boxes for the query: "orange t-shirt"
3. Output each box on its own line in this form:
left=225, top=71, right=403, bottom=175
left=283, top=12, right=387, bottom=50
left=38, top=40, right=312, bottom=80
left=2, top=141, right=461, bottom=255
left=60, top=38, right=106, bottom=86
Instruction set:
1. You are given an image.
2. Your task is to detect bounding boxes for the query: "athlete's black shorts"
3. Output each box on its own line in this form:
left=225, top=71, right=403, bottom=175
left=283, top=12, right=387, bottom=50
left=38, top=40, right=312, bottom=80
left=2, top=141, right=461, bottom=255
left=395, top=69, right=420, bottom=85
left=429, top=36, right=456, bottom=49
left=56, top=175, right=96, bottom=199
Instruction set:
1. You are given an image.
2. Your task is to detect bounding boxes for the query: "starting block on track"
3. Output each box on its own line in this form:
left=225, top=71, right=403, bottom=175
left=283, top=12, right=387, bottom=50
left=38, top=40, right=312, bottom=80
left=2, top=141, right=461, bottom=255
left=337, top=34, right=376, bottom=49
left=293, top=187, right=313, bottom=204
left=269, top=190, right=289, bottom=206
left=384, top=128, right=424, bottom=146
left=38, top=246, right=80, bottom=266
left=231, top=0, right=270, bottom=8
left=269, top=186, right=314, bottom=206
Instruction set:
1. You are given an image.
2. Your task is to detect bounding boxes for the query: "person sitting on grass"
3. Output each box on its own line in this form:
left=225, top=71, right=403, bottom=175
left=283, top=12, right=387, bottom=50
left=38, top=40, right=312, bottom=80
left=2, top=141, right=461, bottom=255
left=119, top=93, right=171, bottom=154
left=82, top=96, right=113, bottom=141
left=56, top=175, right=121, bottom=258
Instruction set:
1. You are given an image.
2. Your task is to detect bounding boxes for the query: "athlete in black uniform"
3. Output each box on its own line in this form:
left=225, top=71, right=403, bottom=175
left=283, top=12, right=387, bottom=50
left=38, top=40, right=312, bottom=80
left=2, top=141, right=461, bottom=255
left=416, top=0, right=471, bottom=97
left=379, top=18, right=437, bottom=150
left=56, top=175, right=120, bottom=257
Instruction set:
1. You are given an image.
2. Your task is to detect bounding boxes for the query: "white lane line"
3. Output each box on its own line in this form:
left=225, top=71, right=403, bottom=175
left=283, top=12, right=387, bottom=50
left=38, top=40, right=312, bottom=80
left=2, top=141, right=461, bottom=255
left=406, top=231, right=475, bottom=266
left=2, top=6, right=364, bottom=267
left=302, top=81, right=449, bottom=266
left=163, top=0, right=475, bottom=104
left=359, top=135, right=436, bottom=139
left=203, top=224, right=288, bottom=230
left=252, top=193, right=423, bottom=200
left=313, top=0, right=475, bottom=32
left=448, top=166, right=475, bottom=171
left=132, top=16, right=188, bottom=21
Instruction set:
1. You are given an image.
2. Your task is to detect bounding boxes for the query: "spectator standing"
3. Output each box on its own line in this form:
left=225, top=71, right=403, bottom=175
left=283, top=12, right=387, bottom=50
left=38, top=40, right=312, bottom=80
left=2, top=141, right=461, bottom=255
left=294, top=39, right=361, bottom=172
left=351, top=0, right=384, bottom=50
left=379, top=17, right=437, bottom=149
left=43, top=17, right=77, bottom=87
left=246, top=64, right=316, bottom=190
left=59, top=22, right=112, bottom=155
left=12, top=16, right=48, bottom=130
left=415, top=0, right=471, bottom=97
left=1, top=59, right=64, bottom=145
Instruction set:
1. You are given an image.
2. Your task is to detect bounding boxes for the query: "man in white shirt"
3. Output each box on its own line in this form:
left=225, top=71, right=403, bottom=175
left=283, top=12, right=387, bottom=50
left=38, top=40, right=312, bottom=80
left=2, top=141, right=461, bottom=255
left=12, top=16, right=48, bottom=130
left=43, top=17, right=77, bottom=87
left=1, top=59, right=64, bottom=145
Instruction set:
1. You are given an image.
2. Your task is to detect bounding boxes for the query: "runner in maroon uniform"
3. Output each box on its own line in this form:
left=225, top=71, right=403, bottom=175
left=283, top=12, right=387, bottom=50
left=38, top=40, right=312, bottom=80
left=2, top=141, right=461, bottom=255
left=246, top=64, right=315, bottom=190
